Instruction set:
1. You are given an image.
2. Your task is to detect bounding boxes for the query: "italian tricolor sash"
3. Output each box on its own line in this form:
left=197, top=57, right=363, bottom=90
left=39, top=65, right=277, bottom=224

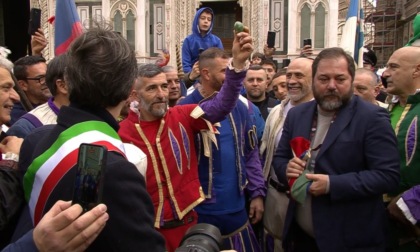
left=23, top=121, right=126, bottom=225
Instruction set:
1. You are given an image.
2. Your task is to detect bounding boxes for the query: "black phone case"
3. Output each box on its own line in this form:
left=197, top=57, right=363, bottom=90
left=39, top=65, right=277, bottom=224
left=303, top=38, right=312, bottom=46
left=267, top=31, right=276, bottom=48
left=28, top=8, right=41, bottom=35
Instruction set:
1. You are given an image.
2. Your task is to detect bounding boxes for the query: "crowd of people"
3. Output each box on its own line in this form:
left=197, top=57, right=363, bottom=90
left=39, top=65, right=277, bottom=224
left=1, top=6, right=420, bottom=252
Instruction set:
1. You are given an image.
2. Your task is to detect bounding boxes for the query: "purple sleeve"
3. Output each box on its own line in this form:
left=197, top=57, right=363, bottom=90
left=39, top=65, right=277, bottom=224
left=199, top=69, right=246, bottom=123
left=245, top=146, right=266, bottom=199
left=401, top=185, right=420, bottom=222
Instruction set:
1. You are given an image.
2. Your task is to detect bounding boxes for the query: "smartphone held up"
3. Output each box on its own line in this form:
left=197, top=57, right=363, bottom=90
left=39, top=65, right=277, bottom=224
left=28, top=8, right=41, bottom=35
left=72, top=143, right=107, bottom=212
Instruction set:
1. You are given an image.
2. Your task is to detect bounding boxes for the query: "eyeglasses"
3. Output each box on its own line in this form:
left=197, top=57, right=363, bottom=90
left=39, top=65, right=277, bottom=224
left=25, top=76, right=46, bottom=85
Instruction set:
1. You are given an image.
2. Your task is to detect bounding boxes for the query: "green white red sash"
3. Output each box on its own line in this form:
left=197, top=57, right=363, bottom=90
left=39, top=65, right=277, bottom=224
left=23, top=121, right=126, bottom=225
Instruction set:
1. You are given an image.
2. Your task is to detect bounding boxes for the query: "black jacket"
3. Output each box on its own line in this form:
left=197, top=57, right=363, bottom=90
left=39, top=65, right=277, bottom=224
left=18, top=105, right=166, bottom=251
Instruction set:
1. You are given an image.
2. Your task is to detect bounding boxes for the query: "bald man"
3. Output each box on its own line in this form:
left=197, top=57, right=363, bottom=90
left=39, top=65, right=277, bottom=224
left=353, top=68, right=387, bottom=108
left=383, top=46, right=420, bottom=251
left=260, top=57, right=314, bottom=251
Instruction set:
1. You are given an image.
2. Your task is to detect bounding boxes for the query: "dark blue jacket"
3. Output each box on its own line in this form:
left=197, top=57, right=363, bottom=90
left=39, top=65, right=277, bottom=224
left=274, top=96, right=400, bottom=251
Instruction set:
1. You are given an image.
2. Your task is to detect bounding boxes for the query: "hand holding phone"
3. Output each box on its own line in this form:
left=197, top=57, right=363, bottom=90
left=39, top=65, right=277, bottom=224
left=28, top=8, right=41, bottom=36
left=72, top=144, right=107, bottom=212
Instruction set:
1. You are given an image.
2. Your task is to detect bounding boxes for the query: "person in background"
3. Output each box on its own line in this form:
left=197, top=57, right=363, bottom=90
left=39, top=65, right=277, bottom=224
left=11, top=56, right=51, bottom=125
left=182, top=7, right=223, bottom=76
left=8, top=54, right=69, bottom=138
left=243, top=64, right=279, bottom=120
left=271, top=69, right=288, bottom=101
left=260, top=59, right=277, bottom=91
left=353, top=68, right=388, bottom=108
left=251, top=52, right=265, bottom=65
left=161, top=65, right=182, bottom=107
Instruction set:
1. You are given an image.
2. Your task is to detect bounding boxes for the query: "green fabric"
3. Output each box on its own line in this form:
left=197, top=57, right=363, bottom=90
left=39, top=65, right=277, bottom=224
left=390, top=104, right=405, bottom=130
left=291, top=170, right=312, bottom=205
left=394, top=93, right=420, bottom=194
left=406, top=13, right=420, bottom=46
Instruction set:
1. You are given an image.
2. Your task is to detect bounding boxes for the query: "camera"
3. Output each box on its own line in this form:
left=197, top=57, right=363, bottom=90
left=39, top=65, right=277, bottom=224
left=175, top=223, right=222, bottom=252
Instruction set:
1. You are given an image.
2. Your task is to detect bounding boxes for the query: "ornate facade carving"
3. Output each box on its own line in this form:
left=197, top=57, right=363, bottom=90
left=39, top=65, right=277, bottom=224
left=32, top=0, right=339, bottom=63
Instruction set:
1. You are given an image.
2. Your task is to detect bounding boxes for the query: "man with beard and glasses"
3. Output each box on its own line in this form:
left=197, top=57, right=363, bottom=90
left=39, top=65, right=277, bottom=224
left=259, top=57, right=313, bottom=252
left=273, top=47, right=400, bottom=251
left=11, top=56, right=51, bottom=125
left=118, top=29, right=253, bottom=252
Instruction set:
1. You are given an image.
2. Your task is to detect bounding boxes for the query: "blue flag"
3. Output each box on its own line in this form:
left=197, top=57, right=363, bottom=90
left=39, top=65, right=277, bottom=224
left=340, top=0, right=364, bottom=67
left=55, top=0, right=83, bottom=55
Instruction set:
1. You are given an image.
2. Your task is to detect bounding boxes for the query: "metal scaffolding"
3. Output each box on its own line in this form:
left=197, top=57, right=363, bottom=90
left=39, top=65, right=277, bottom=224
left=364, top=0, right=401, bottom=68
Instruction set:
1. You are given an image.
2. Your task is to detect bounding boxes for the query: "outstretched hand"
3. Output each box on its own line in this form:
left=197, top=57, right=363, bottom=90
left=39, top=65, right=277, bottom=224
left=232, top=28, right=253, bottom=70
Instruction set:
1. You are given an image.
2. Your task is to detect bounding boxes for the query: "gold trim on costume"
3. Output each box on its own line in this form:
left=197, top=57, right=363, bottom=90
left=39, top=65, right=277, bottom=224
left=395, top=104, right=412, bottom=136
left=405, top=116, right=418, bottom=166
left=135, top=121, right=165, bottom=228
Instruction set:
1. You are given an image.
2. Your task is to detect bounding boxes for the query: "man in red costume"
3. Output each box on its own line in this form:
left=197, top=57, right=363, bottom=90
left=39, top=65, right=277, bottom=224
left=118, top=29, right=253, bottom=251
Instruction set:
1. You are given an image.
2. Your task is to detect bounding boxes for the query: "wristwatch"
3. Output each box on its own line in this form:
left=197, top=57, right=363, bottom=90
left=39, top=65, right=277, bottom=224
left=227, top=58, right=250, bottom=73
left=3, top=152, right=19, bottom=162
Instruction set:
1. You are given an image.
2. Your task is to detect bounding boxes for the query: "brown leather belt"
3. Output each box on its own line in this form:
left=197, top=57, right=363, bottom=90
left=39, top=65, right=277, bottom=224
left=161, top=214, right=195, bottom=229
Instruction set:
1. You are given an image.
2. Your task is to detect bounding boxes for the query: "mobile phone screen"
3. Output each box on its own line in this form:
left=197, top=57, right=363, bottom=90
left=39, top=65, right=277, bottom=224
left=72, top=143, right=107, bottom=212
left=28, top=8, right=41, bottom=35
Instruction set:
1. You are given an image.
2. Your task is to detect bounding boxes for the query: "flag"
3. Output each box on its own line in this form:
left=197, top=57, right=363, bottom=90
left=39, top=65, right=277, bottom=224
left=340, top=0, right=364, bottom=67
left=54, top=0, right=83, bottom=56
left=406, top=12, right=420, bottom=46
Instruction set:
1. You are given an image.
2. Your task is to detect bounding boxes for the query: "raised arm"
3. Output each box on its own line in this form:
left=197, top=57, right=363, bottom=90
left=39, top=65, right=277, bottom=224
left=200, top=29, right=253, bottom=123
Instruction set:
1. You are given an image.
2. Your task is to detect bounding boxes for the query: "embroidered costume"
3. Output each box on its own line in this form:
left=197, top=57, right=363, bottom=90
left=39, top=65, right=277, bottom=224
left=391, top=93, right=420, bottom=195
left=179, top=88, right=266, bottom=251
left=118, top=68, right=245, bottom=252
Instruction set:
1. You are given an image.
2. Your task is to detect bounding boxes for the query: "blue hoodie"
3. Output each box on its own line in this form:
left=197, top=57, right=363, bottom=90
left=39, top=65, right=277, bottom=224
left=181, top=7, right=223, bottom=73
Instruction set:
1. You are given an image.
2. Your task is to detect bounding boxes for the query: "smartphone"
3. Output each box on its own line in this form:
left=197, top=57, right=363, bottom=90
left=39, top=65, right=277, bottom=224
left=303, top=38, right=312, bottom=47
left=28, top=8, right=41, bottom=35
left=72, top=143, right=107, bottom=212
left=267, top=31, right=276, bottom=48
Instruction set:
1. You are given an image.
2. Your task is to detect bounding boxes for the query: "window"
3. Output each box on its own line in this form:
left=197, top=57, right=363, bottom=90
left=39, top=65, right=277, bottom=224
left=111, top=2, right=136, bottom=50
left=300, top=4, right=311, bottom=46
left=314, top=4, right=325, bottom=48
left=299, top=1, right=327, bottom=49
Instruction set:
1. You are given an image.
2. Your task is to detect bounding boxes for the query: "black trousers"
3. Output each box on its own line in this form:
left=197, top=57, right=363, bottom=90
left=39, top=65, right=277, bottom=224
left=286, top=221, right=320, bottom=252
